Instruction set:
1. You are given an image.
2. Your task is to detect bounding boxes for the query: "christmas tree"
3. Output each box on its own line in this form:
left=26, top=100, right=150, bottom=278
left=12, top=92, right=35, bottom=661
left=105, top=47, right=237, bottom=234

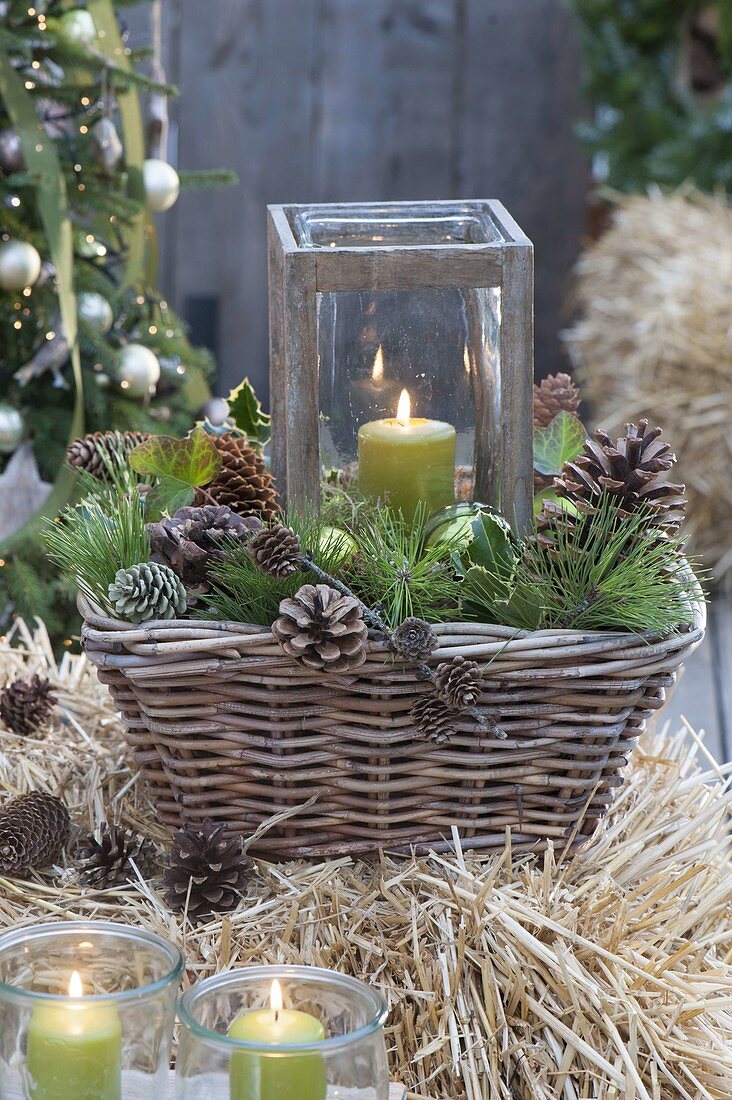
left=0, top=0, right=233, bottom=636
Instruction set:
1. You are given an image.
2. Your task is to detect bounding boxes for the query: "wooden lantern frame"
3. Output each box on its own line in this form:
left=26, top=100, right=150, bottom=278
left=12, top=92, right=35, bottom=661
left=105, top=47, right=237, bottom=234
left=267, top=199, right=534, bottom=531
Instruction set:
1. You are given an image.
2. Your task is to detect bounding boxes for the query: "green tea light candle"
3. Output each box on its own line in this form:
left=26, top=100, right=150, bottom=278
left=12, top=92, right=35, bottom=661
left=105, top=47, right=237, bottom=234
left=228, top=978, right=326, bottom=1100
left=358, top=389, right=456, bottom=520
left=26, top=970, right=122, bottom=1100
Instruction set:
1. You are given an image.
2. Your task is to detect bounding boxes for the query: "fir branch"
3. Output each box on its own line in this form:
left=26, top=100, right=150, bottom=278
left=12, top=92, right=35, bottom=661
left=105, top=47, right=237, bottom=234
left=178, top=169, right=239, bottom=191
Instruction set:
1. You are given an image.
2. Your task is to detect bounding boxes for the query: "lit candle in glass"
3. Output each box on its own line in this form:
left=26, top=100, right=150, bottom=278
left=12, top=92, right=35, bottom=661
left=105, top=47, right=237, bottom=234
left=358, top=387, right=457, bottom=520
left=26, top=970, right=122, bottom=1100
left=228, top=978, right=326, bottom=1100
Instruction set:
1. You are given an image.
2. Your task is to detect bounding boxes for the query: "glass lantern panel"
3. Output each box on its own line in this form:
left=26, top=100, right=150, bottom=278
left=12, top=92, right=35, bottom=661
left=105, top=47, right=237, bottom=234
left=317, top=285, right=501, bottom=512
left=292, top=200, right=506, bottom=249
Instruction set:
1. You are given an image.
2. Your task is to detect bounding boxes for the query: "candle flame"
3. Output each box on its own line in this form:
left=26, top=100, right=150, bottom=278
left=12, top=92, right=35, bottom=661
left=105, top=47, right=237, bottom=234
left=396, top=389, right=411, bottom=426
left=68, top=971, right=83, bottom=998
left=372, top=345, right=384, bottom=382
left=271, top=978, right=283, bottom=1013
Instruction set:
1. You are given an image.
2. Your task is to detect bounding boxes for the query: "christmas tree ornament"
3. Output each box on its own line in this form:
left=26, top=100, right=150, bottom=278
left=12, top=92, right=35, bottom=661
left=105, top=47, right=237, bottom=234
left=201, top=396, right=230, bottom=426
left=78, top=291, right=114, bottom=333
left=0, top=239, right=42, bottom=290
left=119, top=343, right=161, bottom=396
left=0, top=791, right=70, bottom=876
left=66, top=429, right=149, bottom=481
left=90, top=116, right=123, bottom=175
left=143, top=157, right=180, bottom=212
left=148, top=505, right=261, bottom=595
left=0, top=128, right=25, bottom=174
left=57, top=8, right=96, bottom=44
left=0, top=674, right=55, bottom=736
left=0, top=442, right=53, bottom=542
left=95, top=372, right=111, bottom=389
left=272, top=583, right=368, bottom=673
left=389, top=617, right=439, bottom=662
left=410, top=694, right=459, bottom=744
left=75, top=232, right=106, bottom=259
left=13, top=328, right=69, bottom=387
left=202, top=432, right=280, bottom=518
left=164, top=819, right=249, bottom=923
left=0, top=403, right=25, bottom=454
left=434, top=656, right=483, bottom=710
left=79, top=825, right=155, bottom=886
left=108, top=561, right=187, bottom=623
left=551, top=419, right=687, bottom=534
left=248, top=524, right=302, bottom=578
left=533, top=372, right=581, bottom=429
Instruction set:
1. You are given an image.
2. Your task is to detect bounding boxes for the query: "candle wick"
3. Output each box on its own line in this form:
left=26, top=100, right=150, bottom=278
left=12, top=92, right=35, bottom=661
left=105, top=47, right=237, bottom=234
left=274, top=1009, right=279, bottom=1023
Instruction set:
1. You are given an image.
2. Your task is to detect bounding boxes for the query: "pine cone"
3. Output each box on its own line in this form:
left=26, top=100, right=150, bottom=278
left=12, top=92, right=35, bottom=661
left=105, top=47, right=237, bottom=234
left=434, top=656, right=482, bottom=710
left=79, top=826, right=155, bottom=887
left=201, top=432, right=280, bottom=520
left=248, top=524, right=302, bottom=578
left=533, top=373, right=581, bottom=428
left=272, top=583, right=368, bottom=673
left=410, top=694, right=460, bottom=744
left=0, top=792, right=70, bottom=877
left=108, top=562, right=187, bottom=623
left=0, top=674, right=55, bottom=736
left=164, top=819, right=249, bottom=924
left=390, top=618, right=439, bottom=662
left=66, top=430, right=149, bottom=481
left=148, top=505, right=262, bottom=596
left=552, top=419, right=686, bottom=533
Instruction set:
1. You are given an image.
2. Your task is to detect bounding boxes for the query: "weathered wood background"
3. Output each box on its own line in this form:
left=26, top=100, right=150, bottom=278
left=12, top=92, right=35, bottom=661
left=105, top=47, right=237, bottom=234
left=132, top=0, right=588, bottom=397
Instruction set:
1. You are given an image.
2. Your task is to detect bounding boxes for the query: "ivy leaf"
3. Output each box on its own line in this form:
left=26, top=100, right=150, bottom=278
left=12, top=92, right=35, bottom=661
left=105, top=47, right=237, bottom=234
left=227, top=378, right=271, bottom=446
left=533, top=488, right=581, bottom=518
left=145, top=478, right=196, bottom=522
left=533, top=412, right=585, bottom=477
left=462, top=511, right=517, bottom=582
left=129, top=426, right=221, bottom=487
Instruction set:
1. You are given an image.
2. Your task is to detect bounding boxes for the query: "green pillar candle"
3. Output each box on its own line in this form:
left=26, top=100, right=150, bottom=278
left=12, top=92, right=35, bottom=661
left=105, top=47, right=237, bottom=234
left=357, top=389, right=456, bottom=521
left=228, top=979, right=326, bottom=1100
left=26, top=971, right=122, bottom=1100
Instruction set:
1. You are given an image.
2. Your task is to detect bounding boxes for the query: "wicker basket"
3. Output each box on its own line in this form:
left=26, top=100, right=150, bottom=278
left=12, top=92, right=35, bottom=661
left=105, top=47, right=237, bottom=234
left=80, top=595, right=705, bottom=858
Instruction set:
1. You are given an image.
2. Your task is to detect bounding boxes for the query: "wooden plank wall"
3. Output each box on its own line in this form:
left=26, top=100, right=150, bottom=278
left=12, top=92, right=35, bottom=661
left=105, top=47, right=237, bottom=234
left=134, top=0, right=588, bottom=398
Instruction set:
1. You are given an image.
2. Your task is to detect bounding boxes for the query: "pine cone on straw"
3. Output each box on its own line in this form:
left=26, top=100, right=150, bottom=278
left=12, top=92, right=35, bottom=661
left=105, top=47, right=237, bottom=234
left=66, top=430, right=149, bottom=481
left=148, top=505, right=262, bottom=596
left=0, top=674, right=55, bottom=736
left=164, top=820, right=249, bottom=924
left=108, top=562, right=187, bottom=623
left=434, top=656, right=483, bottom=710
left=0, top=792, right=70, bottom=877
left=551, top=419, right=687, bottom=534
left=410, top=694, right=460, bottom=744
left=272, top=584, right=368, bottom=673
left=200, top=432, right=280, bottom=520
left=390, top=618, right=439, bottom=662
left=79, top=826, right=155, bottom=887
left=533, top=373, right=581, bottom=428
left=248, top=524, right=302, bottom=578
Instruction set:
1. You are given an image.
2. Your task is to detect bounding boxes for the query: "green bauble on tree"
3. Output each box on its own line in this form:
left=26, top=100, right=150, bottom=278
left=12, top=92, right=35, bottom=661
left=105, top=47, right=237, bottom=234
left=0, top=0, right=235, bottom=640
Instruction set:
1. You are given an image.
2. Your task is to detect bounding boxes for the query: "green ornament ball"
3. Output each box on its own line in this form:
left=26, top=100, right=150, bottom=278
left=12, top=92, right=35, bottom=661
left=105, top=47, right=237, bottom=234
left=0, top=240, right=42, bottom=291
left=318, top=525, right=358, bottom=565
left=58, top=9, right=96, bottom=43
left=0, top=403, right=25, bottom=454
left=425, top=502, right=493, bottom=549
left=78, top=291, right=113, bottom=334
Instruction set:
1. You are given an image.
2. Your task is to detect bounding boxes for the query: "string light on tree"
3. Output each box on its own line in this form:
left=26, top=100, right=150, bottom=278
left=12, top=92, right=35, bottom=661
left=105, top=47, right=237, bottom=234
left=143, top=158, right=180, bottom=212
left=118, top=343, right=160, bottom=396
left=0, top=240, right=42, bottom=291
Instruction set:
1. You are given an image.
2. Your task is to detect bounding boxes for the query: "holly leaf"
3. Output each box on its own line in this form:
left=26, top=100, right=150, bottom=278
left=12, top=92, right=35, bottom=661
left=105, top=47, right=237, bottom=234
left=145, top=478, right=196, bottom=522
left=227, top=378, right=271, bottom=446
left=462, top=511, right=517, bottom=582
left=533, top=412, right=585, bottom=477
left=129, top=426, right=221, bottom=487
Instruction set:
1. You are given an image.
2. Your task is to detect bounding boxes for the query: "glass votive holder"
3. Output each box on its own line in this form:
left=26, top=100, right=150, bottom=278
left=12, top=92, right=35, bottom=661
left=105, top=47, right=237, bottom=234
left=176, top=965, right=390, bottom=1099
left=0, top=920, right=184, bottom=1100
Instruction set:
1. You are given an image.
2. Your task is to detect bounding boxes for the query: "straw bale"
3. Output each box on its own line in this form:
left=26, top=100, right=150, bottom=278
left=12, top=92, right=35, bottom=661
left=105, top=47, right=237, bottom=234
left=563, top=187, right=732, bottom=588
left=1, top=619, right=731, bottom=1098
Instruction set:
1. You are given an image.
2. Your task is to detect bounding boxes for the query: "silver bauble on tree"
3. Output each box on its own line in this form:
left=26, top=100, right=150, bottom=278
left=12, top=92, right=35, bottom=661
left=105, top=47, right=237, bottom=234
left=78, top=291, right=114, bottom=333
left=143, top=158, right=180, bottom=212
left=201, top=397, right=230, bottom=426
left=90, top=117, right=123, bottom=175
left=0, top=129, right=25, bottom=175
left=119, top=344, right=161, bottom=397
left=57, top=8, right=96, bottom=43
left=0, top=404, right=25, bottom=455
left=0, top=240, right=42, bottom=290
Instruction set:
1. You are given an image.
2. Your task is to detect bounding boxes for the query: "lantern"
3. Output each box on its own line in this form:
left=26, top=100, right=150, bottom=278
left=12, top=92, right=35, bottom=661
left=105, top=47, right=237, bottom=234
left=268, top=200, right=533, bottom=531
